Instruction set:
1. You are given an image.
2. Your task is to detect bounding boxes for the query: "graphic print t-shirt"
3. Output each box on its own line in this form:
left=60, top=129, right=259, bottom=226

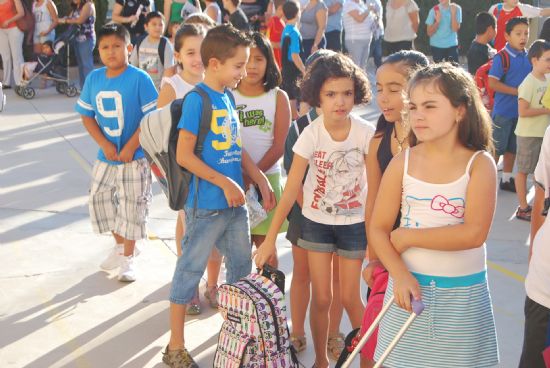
left=130, top=36, right=175, bottom=89
left=178, top=83, right=244, bottom=210
left=293, top=114, right=375, bottom=225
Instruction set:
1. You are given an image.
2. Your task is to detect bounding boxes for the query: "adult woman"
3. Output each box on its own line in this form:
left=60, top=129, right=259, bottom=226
left=33, top=0, right=58, bottom=55
left=300, top=0, right=327, bottom=60
left=240, top=0, right=269, bottom=31
left=0, top=0, right=24, bottom=88
left=324, top=0, right=343, bottom=52
left=59, top=0, right=95, bottom=89
left=112, top=0, right=151, bottom=44
left=383, top=0, right=419, bottom=55
left=342, top=0, right=374, bottom=71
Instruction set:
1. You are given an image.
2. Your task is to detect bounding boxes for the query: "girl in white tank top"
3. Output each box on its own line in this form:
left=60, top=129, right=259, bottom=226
left=369, top=64, right=499, bottom=367
left=204, top=0, right=222, bottom=24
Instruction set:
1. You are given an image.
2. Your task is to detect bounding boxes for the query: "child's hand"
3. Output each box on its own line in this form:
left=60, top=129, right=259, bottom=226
left=434, top=9, right=441, bottom=24
left=392, top=271, right=421, bottom=313
left=101, top=142, right=119, bottom=162
left=222, top=177, right=246, bottom=207
left=253, top=241, right=277, bottom=269
left=390, top=228, right=410, bottom=254
left=450, top=3, right=458, bottom=17
left=362, top=259, right=382, bottom=287
left=39, top=31, right=48, bottom=37
left=256, top=178, right=275, bottom=212
left=118, top=145, right=136, bottom=163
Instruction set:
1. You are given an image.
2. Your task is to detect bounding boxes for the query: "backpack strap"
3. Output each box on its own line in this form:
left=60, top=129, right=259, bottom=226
left=494, top=3, right=503, bottom=18
left=191, top=84, right=213, bottom=155
left=158, top=36, right=167, bottom=66
left=134, top=33, right=147, bottom=61
left=498, top=49, right=510, bottom=82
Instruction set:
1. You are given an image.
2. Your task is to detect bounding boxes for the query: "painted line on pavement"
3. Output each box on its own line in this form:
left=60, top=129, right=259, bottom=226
left=69, top=149, right=92, bottom=176
left=487, top=260, right=525, bottom=283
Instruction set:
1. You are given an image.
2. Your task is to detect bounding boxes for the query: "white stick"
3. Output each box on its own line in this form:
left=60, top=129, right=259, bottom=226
left=373, top=312, right=419, bottom=368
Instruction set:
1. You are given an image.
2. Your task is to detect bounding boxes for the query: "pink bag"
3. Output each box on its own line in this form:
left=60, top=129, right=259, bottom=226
left=360, top=265, right=389, bottom=360
left=543, top=346, right=550, bottom=367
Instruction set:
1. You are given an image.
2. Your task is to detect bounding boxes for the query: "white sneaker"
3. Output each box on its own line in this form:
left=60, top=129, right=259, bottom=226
left=100, top=244, right=123, bottom=270
left=118, top=255, right=136, bottom=282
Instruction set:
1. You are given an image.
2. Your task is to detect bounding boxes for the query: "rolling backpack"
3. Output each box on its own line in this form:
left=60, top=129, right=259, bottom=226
left=474, top=50, right=510, bottom=112
left=138, top=85, right=236, bottom=210
left=214, top=267, right=300, bottom=368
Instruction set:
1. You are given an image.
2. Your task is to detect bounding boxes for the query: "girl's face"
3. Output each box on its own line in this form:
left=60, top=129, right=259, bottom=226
left=319, top=77, right=355, bottom=124
left=177, top=35, right=204, bottom=78
left=375, top=63, right=407, bottom=123
left=408, top=82, right=463, bottom=143
left=243, top=46, right=267, bottom=86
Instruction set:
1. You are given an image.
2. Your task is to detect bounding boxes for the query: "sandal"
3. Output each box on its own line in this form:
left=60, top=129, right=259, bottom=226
left=290, top=334, right=307, bottom=352
left=204, top=284, right=219, bottom=309
left=516, top=205, right=532, bottom=222
left=327, top=332, right=345, bottom=361
left=187, top=287, right=201, bottom=315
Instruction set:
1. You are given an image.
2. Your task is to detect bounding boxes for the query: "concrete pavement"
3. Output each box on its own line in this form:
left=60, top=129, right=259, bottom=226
left=0, top=83, right=531, bottom=367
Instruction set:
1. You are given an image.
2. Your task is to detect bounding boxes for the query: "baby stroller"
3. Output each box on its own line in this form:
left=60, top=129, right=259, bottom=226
left=16, top=25, right=79, bottom=99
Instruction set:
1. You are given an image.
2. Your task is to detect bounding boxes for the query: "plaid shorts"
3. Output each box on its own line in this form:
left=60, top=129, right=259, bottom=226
left=89, top=158, right=152, bottom=241
left=516, top=136, right=543, bottom=174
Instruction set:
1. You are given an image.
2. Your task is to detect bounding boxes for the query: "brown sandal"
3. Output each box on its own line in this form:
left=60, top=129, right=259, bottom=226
left=327, top=332, right=345, bottom=361
left=290, top=334, right=307, bottom=352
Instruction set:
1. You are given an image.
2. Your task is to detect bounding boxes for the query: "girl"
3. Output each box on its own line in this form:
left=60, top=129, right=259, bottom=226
left=32, top=0, right=58, bottom=55
left=157, top=24, right=222, bottom=315
left=361, top=50, right=428, bottom=368
left=255, top=52, right=374, bottom=368
left=234, top=32, right=290, bottom=266
left=370, top=63, right=499, bottom=367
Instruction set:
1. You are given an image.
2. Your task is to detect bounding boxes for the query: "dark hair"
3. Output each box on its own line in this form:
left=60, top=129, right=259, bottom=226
left=407, top=63, right=494, bottom=153
left=42, top=40, right=54, bottom=50
left=273, top=0, right=285, bottom=10
left=174, top=23, right=206, bottom=53
left=305, top=49, right=337, bottom=68
left=283, top=1, right=299, bottom=20
left=185, top=13, right=217, bottom=28
left=145, top=10, right=165, bottom=24
left=374, top=50, right=429, bottom=136
left=248, top=32, right=281, bottom=91
left=201, top=24, right=252, bottom=67
left=229, top=0, right=241, bottom=6
left=528, top=39, right=550, bottom=61
left=540, top=18, right=550, bottom=42
left=300, top=52, right=371, bottom=108
left=475, top=11, right=496, bottom=35
left=505, top=16, right=529, bottom=34
left=97, top=23, right=130, bottom=45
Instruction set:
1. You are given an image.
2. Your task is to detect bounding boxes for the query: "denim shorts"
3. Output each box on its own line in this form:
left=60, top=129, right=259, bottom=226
left=169, top=206, right=252, bottom=305
left=297, top=216, right=367, bottom=259
left=492, top=114, right=518, bottom=156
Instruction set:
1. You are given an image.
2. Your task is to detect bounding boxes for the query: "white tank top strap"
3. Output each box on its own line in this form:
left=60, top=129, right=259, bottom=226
left=465, top=150, right=484, bottom=176
left=403, top=148, right=410, bottom=177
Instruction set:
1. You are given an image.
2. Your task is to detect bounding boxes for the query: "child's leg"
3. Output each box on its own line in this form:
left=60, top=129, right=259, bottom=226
left=515, top=172, right=529, bottom=209
left=328, top=254, right=344, bottom=335
left=206, top=248, right=223, bottom=287
left=338, top=256, right=364, bottom=327
left=217, top=206, right=252, bottom=284
left=175, top=210, right=185, bottom=257
left=290, top=244, right=311, bottom=340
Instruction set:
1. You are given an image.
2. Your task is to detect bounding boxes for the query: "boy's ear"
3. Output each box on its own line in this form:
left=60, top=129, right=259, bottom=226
left=127, top=43, right=134, bottom=54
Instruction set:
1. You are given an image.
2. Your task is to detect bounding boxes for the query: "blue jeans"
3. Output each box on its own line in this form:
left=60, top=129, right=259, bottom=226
left=73, top=37, right=95, bottom=89
left=431, top=45, right=459, bottom=63
left=370, top=35, right=383, bottom=68
left=492, top=114, right=518, bottom=156
left=169, top=206, right=252, bottom=305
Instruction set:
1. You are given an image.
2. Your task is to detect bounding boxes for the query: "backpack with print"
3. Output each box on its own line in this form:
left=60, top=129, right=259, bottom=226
left=139, top=85, right=236, bottom=211
left=474, top=50, right=510, bottom=112
left=214, top=269, right=300, bottom=368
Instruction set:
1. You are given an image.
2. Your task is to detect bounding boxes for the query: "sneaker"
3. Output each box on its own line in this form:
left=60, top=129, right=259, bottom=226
left=100, top=244, right=123, bottom=270
left=162, top=346, right=198, bottom=368
left=499, top=177, right=516, bottom=192
left=203, top=284, right=218, bottom=309
left=118, top=255, right=136, bottom=282
left=516, top=205, right=532, bottom=222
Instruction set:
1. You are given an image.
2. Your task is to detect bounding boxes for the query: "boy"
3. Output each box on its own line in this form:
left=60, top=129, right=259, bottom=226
left=489, top=0, right=550, bottom=51
left=425, top=0, right=462, bottom=63
left=130, top=11, right=175, bottom=89
left=75, top=23, right=158, bottom=282
left=514, top=40, right=550, bottom=221
left=467, top=11, right=497, bottom=75
left=281, top=0, right=305, bottom=120
left=21, top=41, right=54, bottom=82
left=266, top=0, right=286, bottom=69
left=489, top=17, right=532, bottom=192
left=519, top=124, right=550, bottom=367
left=162, top=24, right=274, bottom=367
left=222, top=0, right=250, bottom=31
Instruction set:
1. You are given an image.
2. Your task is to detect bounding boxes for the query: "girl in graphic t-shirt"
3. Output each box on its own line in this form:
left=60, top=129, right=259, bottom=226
left=255, top=52, right=374, bottom=368
left=369, top=63, right=499, bottom=367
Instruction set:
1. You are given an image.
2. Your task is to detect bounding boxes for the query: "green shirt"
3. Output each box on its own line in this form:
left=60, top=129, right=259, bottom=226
left=516, top=73, right=550, bottom=138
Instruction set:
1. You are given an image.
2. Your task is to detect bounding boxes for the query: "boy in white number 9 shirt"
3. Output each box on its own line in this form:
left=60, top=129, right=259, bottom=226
left=75, top=23, right=158, bottom=283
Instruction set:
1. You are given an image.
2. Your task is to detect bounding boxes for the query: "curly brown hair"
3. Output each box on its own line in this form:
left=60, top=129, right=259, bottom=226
left=299, top=53, right=371, bottom=108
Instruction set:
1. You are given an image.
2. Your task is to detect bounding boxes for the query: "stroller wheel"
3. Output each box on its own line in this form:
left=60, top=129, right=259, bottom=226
left=65, top=85, right=78, bottom=97
left=22, top=88, right=35, bottom=99
left=56, top=82, right=67, bottom=94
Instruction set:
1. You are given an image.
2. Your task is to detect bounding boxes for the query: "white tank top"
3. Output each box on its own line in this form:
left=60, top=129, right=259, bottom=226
left=33, top=0, right=53, bottom=33
left=234, top=88, right=280, bottom=174
left=205, top=2, right=222, bottom=25
left=399, top=148, right=487, bottom=277
left=160, top=74, right=194, bottom=99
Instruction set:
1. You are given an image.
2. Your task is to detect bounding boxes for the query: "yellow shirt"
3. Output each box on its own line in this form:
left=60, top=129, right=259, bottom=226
left=516, top=73, right=550, bottom=138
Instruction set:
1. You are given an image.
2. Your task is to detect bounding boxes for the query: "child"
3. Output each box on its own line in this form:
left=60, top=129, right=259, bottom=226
left=222, top=0, right=250, bottom=31
left=75, top=23, right=158, bottom=282
left=162, top=24, right=275, bottom=367
left=168, top=21, right=182, bottom=45
left=467, top=11, right=497, bottom=75
left=369, top=63, right=499, bottom=367
left=425, top=0, right=461, bottom=63
left=489, top=0, right=550, bottom=51
left=130, top=11, right=175, bottom=89
left=255, top=52, right=374, bottom=368
left=21, top=41, right=54, bottom=82
left=281, top=0, right=305, bottom=120
left=234, top=32, right=291, bottom=266
left=519, top=124, right=550, bottom=368
left=361, top=50, right=428, bottom=367
left=266, top=0, right=285, bottom=69
left=489, top=16, right=532, bottom=192
left=514, top=40, right=550, bottom=221
left=204, top=0, right=222, bottom=24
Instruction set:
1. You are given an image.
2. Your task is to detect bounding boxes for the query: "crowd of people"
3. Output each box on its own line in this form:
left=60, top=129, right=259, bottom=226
left=5, top=0, right=550, bottom=367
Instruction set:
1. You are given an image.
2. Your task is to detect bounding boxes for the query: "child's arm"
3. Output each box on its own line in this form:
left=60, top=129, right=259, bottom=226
left=157, top=83, right=176, bottom=109
left=519, top=98, right=550, bottom=118
left=426, top=8, right=440, bottom=37
left=530, top=185, right=545, bottom=262
left=81, top=116, right=118, bottom=162
left=119, top=129, right=141, bottom=162
left=370, top=154, right=420, bottom=312
left=241, top=149, right=276, bottom=212
left=450, top=3, right=461, bottom=32
left=390, top=152, right=497, bottom=253
left=254, top=154, right=309, bottom=267
left=292, top=53, right=306, bottom=75
left=488, top=77, right=518, bottom=96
